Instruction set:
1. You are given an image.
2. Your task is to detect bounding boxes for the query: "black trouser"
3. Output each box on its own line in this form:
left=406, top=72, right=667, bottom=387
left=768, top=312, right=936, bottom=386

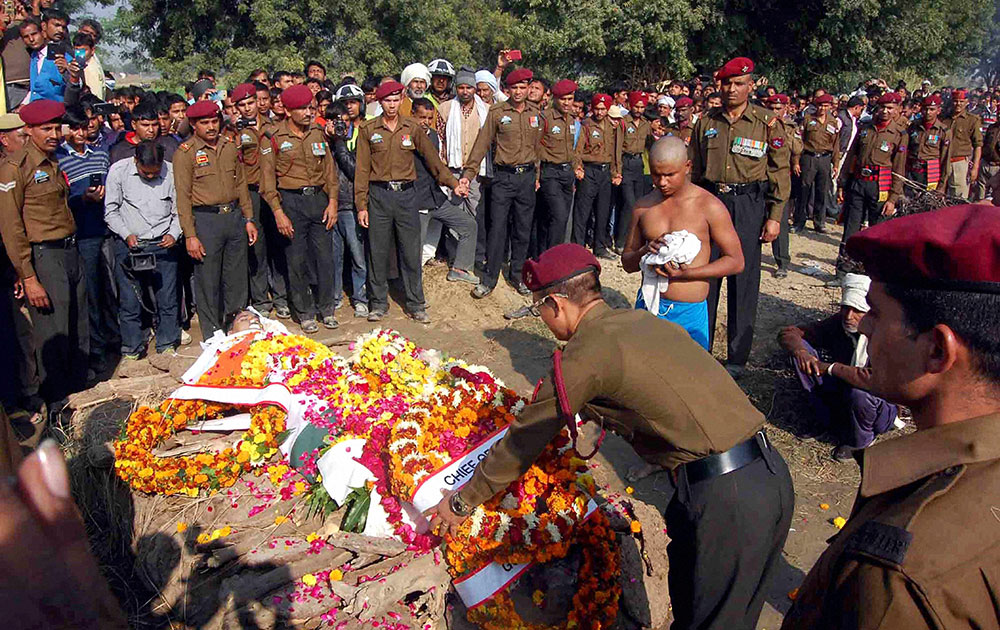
left=616, top=153, right=646, bottom=249
left=706, top=185, right=766, bottom=366
left=483, top=168, right=536, bottom=289
left=259, top=193, right=289, bottom=312
left=282, top=189, right=336, bottom=321
left=666, top=437, right=794, bottom=630
left=795, top=153, right=832, bottom=228
left=475, top=176, right=491, bottom=272
left=836, top=177, right=887, bottom=273
left=247, top=189, right=272, bottom=313
left=29, top=243, right=89, bottom=404
left=192, top=210, right=248, bottom=338
left=366, top=184, right=424, bottom=312
left=770, top=202, right=791, bottom=268
left=537, top=164, right=575, bottom=251
left=572, top=163, right=612, bottom=255
left=0, top=269, right=37, bottom=408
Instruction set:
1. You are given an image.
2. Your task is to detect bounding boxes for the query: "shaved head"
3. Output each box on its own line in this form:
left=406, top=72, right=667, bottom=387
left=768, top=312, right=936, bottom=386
left=649, top=136, right=689, bottom=166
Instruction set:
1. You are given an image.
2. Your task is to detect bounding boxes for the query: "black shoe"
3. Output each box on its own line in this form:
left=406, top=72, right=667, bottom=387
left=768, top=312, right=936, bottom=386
left=773, top=267, right=789, bottom=279
left=409, top=309, right=431, bottom=324
left=789, top=225, right=806, bottom=235
left=516, top=282, right=531, bottom=296
left=504, top=305, right=533, bottom=320
left=832, top=444, right=858, bottom=462
left=471, top=284, right=493, bottom=299
left=367, top=310, right=386, bottom=322
left=814, top=222, right=827, bottom=233
left=596, top=250, right=618, bottom=261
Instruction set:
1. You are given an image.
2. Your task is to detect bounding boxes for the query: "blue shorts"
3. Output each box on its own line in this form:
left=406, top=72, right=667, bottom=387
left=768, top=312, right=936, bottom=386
left=635, top=290, right=710, bottom=351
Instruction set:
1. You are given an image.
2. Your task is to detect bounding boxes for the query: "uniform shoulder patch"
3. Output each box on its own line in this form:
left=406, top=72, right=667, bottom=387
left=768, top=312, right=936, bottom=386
left=843, top=520, right=913, bottom=565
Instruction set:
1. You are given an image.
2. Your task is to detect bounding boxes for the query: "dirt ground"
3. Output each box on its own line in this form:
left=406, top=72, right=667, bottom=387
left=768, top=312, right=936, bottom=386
left=58, top=219, right=897, bottom=629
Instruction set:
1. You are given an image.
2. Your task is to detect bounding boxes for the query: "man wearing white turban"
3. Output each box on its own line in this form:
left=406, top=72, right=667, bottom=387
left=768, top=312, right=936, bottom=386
left=400, top=63, right=432, bottom=118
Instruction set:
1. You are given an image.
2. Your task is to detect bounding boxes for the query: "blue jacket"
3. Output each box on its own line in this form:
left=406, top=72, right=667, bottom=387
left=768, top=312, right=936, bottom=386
left=29, top=47, right=71, bottom=102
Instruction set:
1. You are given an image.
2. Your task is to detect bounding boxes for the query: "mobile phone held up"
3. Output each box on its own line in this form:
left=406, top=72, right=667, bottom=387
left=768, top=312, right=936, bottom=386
left=73, top=47, right=87, bottom=67
left=507, top=49, right=522, bottom=62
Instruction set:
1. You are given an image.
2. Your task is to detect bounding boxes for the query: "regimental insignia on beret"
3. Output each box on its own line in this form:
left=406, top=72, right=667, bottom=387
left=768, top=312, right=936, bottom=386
left=742, top=65, right=749, bottom=73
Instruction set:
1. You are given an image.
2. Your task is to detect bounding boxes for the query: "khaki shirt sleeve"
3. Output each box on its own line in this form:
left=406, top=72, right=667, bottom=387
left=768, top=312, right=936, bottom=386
left=612, top=121, right=623, bottom=178
left=354, top=124, right=371, bottom=213
left=766, top=117, right=790, bottom=221
left=462, top=108, right=497, bottom=180
left=690, top=116, right=706, bottom=184
left=414, top=130, right=458, bottom=189
left=973, top=115, right=984, bottom=148
left=234, top=150, right=253, bottom=220
left=258, top=137, right=282, bottom=213
left=323, top=143, right=338, bottom=207
left=889, top=134, right=907, bottom=204
left=822, top=562, right=935, bottom=630
left=0, top=163, right=33, bottom=279
left=458, top=338, right=622, bottom=508
left=172, top=147, right=197, bottom=238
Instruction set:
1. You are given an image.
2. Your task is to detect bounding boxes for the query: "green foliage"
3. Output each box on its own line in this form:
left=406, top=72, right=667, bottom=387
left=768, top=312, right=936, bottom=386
left=340, top=486, right=370, bottom=533
left=303, top=482, right=338, bottom=521
left=106, top=0, right=997, bottom=90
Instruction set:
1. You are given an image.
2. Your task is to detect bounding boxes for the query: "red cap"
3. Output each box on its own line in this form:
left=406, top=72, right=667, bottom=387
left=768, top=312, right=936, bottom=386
left=186, top=100, right=220, bottom=120
left=766, top=94, right=789, bottom=105
left=592, top=93, right=612, bottom=109
left=674, top=96, right=694, bottom=108
left=374, top=80, right=405, bottom=100
left=230, top=83, right=256, bottom=103
left=522, top=244, right=601, bottom=292
left=716, top=57, right=754, bottom=80
left=846, top=204, right=1000, bottom=293
left=281, top=84, right=314, bottom=109
left=877, top=92, right=902, bottom=105
left=505, top=68, right=533, bottom=87
left=551, top=79, right=578, bottom=98
left=18, top=99, right=65, bottom=125
left=814, top=94, right=834, bottom=105
left=953, top=89, right=968, bottom=100
left=923, top=94, right=942, bottom=106
left=628, top=91, right=647, bottom=109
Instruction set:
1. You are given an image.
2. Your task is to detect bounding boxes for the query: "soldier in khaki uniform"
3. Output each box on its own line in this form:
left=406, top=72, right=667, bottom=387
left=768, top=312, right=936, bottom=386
left=0, top=100, right=87, bottom=409
left=536, top=78, right=579, bottom=251
left=664, top=96, right=694, bottom=146
left=616, top=91, right=652, bottom=251
left=174, top=100, right=257, bottom=339
left=830, top=92, right=907, bottom=287
left=461, top=68, right=541, bottom=298
left=766, top=93, right=802, bottom=278
left=355, top=80, right=463, bottom=322
left=943, top=89, right=982, bottom=200
left=906, top=94, right=951, bottom=192
left=689, top=57, right=789, bottom=376
left=975, top=118, right=1000, bottom=200
left=427, top=243, right=794, bottom=630
left=572, top=92, right=622, bottom=260
left=259, top=84, right=339, bottom=333
left=794, top=93, right=840, bottom=233
left=782, top=204, right=1000, bottom=630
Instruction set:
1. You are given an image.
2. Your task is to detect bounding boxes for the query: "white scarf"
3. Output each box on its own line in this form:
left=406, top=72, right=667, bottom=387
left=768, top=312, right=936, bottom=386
left=639, top=230, right=702, bottom=314
left=446, top=95, right=488, bottom=175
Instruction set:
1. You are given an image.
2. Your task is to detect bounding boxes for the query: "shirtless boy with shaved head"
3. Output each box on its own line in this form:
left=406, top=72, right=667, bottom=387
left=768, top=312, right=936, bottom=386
left=622, top=136, right=744, bottom=350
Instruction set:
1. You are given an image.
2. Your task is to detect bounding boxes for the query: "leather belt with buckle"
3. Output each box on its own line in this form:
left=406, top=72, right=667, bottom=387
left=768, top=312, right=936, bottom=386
left=279, top=186, right=322, bottom=196
left=804, top=150, right=832, bottom=158
left=33, top=235, right=77, bottom=250
left=678, top=430, right=769, bottom=486
left=542, top=161, right=571, bottom=170
left=709, top=181, right=762, bottom=195
left=248, top=183, right=259, bottom=192
left=371, top=180, right=414, bottom=192
left=585, top=162, right=611, bottom=171
left=194, top=203, right=236, bottom=214
left=497, top=163, right=535, bottom=174
left=624, top=152, right=643, bottom=159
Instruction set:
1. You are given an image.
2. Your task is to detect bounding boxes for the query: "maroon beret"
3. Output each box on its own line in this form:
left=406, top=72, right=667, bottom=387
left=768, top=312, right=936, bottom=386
left=230, top=83, right=256, bottom=103
left=522, top=243, right=601, bottom=292
left=923, top=94, right=942, bottom=106
left=953, top=89, right=968, bottom=100
left=674, top=96, right=694, bottom=108
left=281, top=84, right=314, bottom=109
left=551, top=79, right=578, bottom=98
left=846, top=204, right=1000, bottom=293
left=374, top=80, right=405, bottom=101
left=814, top=94, right=834, bottom=105
left=628, top=91, right=647, bottom=109
left=505, top=68, right=533, bottom=87
left=18, top=99, right=65, bottom=125
left=716, top=57, right=754, bottom=80
left=877, top=92, right=902, bottom=105
left=766, top=93, right=789, bottom=105
left=186, top=100, right=220, bottom=120
left=591, top=93, right=612, bottom=109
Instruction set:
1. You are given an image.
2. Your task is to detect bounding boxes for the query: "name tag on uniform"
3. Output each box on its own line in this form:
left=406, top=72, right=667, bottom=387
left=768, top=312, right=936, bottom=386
left=400, top=135, right=412, bottom=148
left=529, top=116, right=539, bottom=128
left=279, top=141, right=294, bottom=152
left=311, top=142, right=327, bottom=155
left=551, top=125, right=562, bottom=134
left=240, top=133, right=253, bottom=146
left=195, top=150, right=210, bottom=166
left=731, top=137, right=766, bottom=158
left=370, top=133, right=383, bottom=144
left=879, top=140, right=890, bottom=152
left=826, top=124, right=838, bottom=134
left=704, top=128, right=718, bottom=138
left=33, top=170, right=50, bottom=183
left=500, top=115, right=512, bottom=125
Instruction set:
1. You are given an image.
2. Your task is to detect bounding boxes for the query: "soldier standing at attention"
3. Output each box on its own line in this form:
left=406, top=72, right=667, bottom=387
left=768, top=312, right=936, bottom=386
left=460, top=68, right=541, bottom=299
left=428, top=243, right=794, bottom=630
left=173, top=100, right=258, bottom=339
left=536, top=79, right=579, bottom=250
left=794, top=93, right=840, bottom=234
left=689, top=57, right=789, bottom=377
left=259, top=84, right=338, bottom=333
left=765, top=93, right=801, bottom=279
left=572, top=92, right=622, bottom=261
left=942, top=89, right=982, bottom=200
left=616, top=91, right=652, bottom=253
left=906, top=94, right=951, bottom=193
left=0, top=100, right=87, bottom=411
left=355, top=81, right=465, bottom=322
left=782, top=205, right=1000, bottom=630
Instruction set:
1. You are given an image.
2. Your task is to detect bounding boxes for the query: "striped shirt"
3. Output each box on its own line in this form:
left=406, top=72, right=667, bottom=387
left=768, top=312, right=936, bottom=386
left=55, top=141, right=111, bottom=239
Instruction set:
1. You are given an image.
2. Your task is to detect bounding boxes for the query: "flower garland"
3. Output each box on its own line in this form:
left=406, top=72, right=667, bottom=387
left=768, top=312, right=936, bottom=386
left=114, top=399, right=286, bottom=496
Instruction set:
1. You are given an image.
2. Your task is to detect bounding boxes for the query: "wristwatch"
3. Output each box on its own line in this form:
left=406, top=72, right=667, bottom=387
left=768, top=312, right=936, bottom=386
left=449, top=491, right=472, bottom=517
